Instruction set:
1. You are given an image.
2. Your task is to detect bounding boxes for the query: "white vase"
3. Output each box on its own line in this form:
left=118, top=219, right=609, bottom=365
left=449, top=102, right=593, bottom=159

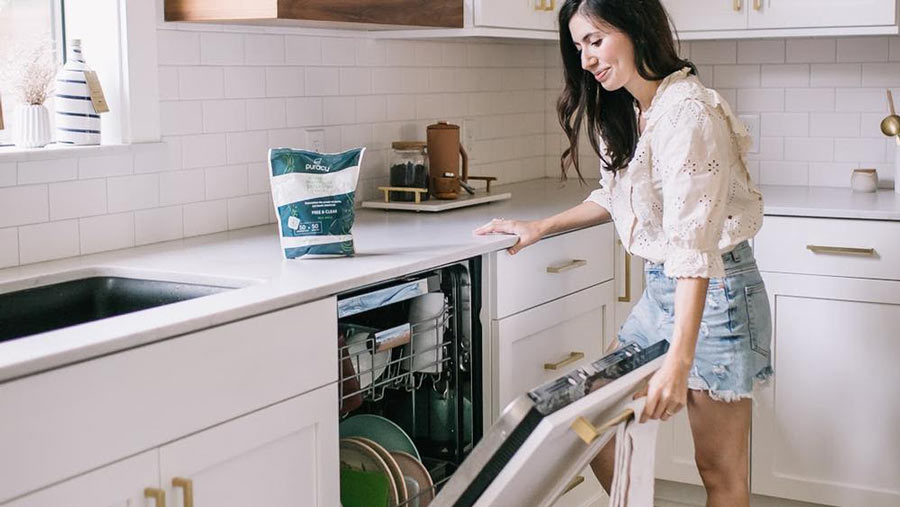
left=13, top=104, right=52, bottom=148
left=55, top=39, right=101, bottom=145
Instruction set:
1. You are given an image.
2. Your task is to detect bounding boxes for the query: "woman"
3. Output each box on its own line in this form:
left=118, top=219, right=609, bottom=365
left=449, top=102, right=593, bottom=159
left=474, top=1, right=772, bottom=506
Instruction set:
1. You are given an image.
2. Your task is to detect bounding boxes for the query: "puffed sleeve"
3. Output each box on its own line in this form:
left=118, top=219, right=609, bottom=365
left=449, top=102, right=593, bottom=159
left=654, top=99, right=733, bottom=279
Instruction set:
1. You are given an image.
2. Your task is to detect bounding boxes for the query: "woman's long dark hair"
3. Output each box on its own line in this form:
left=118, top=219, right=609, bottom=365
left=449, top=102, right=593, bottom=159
left=557, top=0, right=695, bottom=180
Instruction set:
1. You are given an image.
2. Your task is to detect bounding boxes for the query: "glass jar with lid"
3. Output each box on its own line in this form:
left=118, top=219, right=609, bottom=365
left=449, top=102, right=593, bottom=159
left=389, top=141, right=429, bottom=202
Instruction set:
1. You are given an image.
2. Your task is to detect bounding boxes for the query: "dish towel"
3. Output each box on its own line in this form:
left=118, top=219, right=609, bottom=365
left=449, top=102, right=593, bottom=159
left=608, top=398, right=660, bottom=507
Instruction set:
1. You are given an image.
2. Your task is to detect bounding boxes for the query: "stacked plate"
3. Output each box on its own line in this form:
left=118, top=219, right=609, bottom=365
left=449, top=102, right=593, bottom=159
left=340, top=415, right=434, bottom=507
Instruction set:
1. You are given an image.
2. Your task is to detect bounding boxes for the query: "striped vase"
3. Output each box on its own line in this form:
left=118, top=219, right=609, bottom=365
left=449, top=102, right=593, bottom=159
left=55, top=39, right=101, bottom=145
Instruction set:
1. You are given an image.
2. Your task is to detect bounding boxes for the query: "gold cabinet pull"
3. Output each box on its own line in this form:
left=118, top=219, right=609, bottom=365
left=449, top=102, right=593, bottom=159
left=544, top=351, right=584, bottom=370
left=534, top=0, right=546, bottom=11
left=544, top=0, right=556, bottom=11
left=144, top=488, right=166, bottom=507
left=561, top=475, right=586, bottom=496
left=753, top=0, right=762, bottom=10
left=172, top=477, right=194, bottom=507
left=571, top=408, right=634, bottom=445
left=806, top=245, right=876, bottom=256
left=546, top=259, right=587, bottom=274
left=617, top=240, right=632, bottom=303
left=733, top=0, right=743, bottom=11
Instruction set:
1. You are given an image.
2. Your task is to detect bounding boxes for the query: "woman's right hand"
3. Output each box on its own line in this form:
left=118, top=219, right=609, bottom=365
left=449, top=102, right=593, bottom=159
left=473, top=218, right=544, bottom=255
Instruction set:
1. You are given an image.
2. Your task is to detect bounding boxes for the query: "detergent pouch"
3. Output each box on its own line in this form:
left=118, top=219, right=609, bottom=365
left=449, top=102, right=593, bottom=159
left=268, top=147, right=364, bottom=258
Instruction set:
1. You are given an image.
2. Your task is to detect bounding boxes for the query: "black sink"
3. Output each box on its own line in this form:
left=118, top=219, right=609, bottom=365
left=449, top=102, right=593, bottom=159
left=0, top=277, right=232, bottom=343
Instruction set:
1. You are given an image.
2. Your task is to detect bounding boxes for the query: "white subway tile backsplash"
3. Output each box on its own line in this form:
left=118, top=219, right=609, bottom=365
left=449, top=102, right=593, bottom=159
left=266, top=67, right=304, bottom=97
left=356, top=96, right=387, bottom=123
left=761, top=64, right=809, bottom=88
left=227, top=193, right=270, bottom=229
left=179, top=67, right=225, bottom=100
left=787, top=38, right=835, bottom=63
left=810, top=64, right=861, bottom=87
left=785, top=88, right=834, bottom=112
left=49, top=179, right=106, bottom=220
left=285, top=97, right=324, bottom=127
left=17, top=158, right=77, bottom=185
left=386, top=41, right=416, bottom=66
left=442, top=43, right=467, bottom=67
left=400, top=69, right=429, bottom=94
left=714, top=65, right=761, bottom=89
left=737, top=88, right=784, bottom=112
left=244, top=34, right=285, bottom=65
left=158, top=67, right=180, bottom=100
left=760, top=113, right=809, bottom=137
left=809, top=113, right=861, bottom=138
left=205, top=165, right=248, bottom=200
left=268, top=129, right=305, bottom=149
left=202, top=99, right=247, bottom=133
left=157, top=30, right=200, bottom=66
left=305, top=67, right=341, bottom=96
left=80, top=212, right=134, bottom=255
left=836, top=88, right=887, bottom=112
left=160, top=169, right=205, bottom=206
left=861, top=112, right=888, bottom=138
left=108, top=174, right=160, bottom=212
left=809, top=162, right=854, bottom=187
left=861, top=63, right=900, bottom=87
left=322, top=38, right=357, bottom=66
left=340, top=68, right=373, bottom=95
left=248, top=162, right=269, bottom=193
left=183, top=200, right=228, bottom=237
left=386, top=95, right=416, bottom=121
left=246, top=98, right=287, bottom=130
left=78, top=153, right=134, bottom=179
left=428, top=68, right=459, bottom=93
left=18, top=220, right=80, bottom=264
left=226, top=131, right=268, bottom=164
left=357, top=39, right=387, bottom=67
left=324, top=96, right=357, bottom=125
left=135, top=206, right=183, bottom=246
left=760, top=161, right=809, bottom=185
left=285, top=36, right=322, bottom=65
left=0, top=228, right=18, bottom=268
left=834, top=138, right=887, bottom=162
left=160, top=100, right=203, bottom=136
left=691, top=41, right=737, bottom=65
left=414, top=41, right=443, bottom=67
left=224, top=67, right=267, bottom=98
left=200, top=33, right=244, bottom=66
left=182, top=133, right=227, bottom=169
left=0, top=162, right=16, bottom=187
left=340, top=124, right=373, bottom=149
left=372, top=68, right=403, bottom=94
left=416, top=94, right=444, bottom=120
left=837, top=37, right=889, bottom=63
left=738, top=40, right=785, bottom=64
left=785, top=137, right=834, bottom=161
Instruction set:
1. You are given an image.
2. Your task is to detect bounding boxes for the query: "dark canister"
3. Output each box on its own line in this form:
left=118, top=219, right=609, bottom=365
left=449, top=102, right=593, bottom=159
left=389, top=141, right=429, bottom=202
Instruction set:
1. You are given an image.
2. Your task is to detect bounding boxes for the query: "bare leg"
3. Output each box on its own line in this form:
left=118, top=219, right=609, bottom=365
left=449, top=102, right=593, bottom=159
left=686, top=390, right=751, bottom=507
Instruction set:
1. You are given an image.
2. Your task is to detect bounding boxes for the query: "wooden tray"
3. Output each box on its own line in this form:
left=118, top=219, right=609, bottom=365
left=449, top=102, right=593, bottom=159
left=361, top=191, right=511, bottom=212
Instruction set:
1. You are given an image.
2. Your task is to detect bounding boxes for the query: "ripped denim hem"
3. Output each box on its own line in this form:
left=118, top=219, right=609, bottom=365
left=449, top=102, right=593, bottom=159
left=687, top=365, right=775, bottom=404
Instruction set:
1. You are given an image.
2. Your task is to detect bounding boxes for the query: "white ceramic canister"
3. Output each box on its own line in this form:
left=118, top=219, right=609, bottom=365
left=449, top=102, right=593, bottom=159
left=54, top=39, right=100, bottom=145
left=851, top=168, right=878, bottom=193
left=12, top=104, right=52, bottom=148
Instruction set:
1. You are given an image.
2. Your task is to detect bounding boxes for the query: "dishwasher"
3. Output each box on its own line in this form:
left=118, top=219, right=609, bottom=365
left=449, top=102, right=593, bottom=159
left=336, top=257, right=668, bottom=507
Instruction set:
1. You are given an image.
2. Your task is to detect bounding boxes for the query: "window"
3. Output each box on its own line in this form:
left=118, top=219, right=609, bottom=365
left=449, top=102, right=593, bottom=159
left=0, top=0, right=66, bottom=147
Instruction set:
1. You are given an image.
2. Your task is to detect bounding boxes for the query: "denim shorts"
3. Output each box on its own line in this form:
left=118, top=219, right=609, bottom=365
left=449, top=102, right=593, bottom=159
left=617, top=240, right=774, bottom=402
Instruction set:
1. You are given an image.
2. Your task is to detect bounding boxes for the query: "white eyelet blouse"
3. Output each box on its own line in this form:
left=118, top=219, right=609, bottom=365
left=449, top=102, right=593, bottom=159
left=585, top=67, right=764, bottom=279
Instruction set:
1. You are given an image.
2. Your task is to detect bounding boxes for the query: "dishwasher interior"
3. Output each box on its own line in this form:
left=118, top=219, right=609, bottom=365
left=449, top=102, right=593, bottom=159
left=336, top=258, right=481, bottom=506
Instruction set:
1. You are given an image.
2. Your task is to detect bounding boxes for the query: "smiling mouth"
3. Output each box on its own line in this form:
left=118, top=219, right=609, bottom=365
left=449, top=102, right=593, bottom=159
left=595, top=67, right=610, bottom=81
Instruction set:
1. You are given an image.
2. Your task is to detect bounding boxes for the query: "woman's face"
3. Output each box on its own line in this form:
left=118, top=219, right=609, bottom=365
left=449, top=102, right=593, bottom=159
left=568, top=11, right=636, bottom=91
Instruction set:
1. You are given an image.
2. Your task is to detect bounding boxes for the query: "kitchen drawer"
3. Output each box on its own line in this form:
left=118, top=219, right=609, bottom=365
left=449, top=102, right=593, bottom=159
left=492, top=223, right=615, bottom=319
left=491, top=281, right=613, bottom=421
left=755, top=216, right=900, bottom=280
left=0, top=297, right=336, bottom=504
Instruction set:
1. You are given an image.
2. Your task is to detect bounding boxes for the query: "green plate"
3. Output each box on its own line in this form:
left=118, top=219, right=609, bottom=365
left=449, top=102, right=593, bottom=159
left=340, top=414, right=421, bottom=461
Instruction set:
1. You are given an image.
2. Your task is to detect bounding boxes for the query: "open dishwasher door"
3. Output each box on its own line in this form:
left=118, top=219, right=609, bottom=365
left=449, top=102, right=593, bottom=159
left=432, top=340, right=668, bottom=507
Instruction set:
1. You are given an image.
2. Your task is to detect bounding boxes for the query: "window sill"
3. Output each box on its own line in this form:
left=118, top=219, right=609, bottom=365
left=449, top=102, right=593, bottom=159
left=0, top=143, right=135, bottom=164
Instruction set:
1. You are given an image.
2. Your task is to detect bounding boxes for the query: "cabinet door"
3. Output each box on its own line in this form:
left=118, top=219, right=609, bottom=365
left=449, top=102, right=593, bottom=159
left=4, top=451, right=159, bottom=507
left=613, top=240, right=644, bottom=335
left=663, top=0, right=747, bottom=31
left=475, top=0, right=559, bottom=31
left=748, top=0, right=897, bottom=29
left=752, top=272, right=900, bottom=507
left=159, top=385, right=339, bottom=507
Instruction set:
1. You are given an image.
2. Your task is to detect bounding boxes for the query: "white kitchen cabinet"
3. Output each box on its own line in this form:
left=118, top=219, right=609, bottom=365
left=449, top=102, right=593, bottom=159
left=0, top=298, right=337, bottom=504
left=663, top=0, right=898, bottom=37
left=3, top=451, right=160, bottom=507
left=474, top=0, right=559, bottom=31
left=613, top=239, right=644, bottom=335
left=159, top=385, right=339, bottom=507
left=750, top=271, right=900, bottom=507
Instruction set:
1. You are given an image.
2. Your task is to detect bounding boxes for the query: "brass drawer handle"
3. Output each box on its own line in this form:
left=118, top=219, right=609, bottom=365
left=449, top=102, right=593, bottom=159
left=173, top=477, right=194, bottom=507
left=561, top=475, right=585, bottom=496
left=733, top=0, right=743, bottom=11
left=144, top=488, right=166, bottom=507
left=571, top=408, right=634, bottom=445
left=544, top=351, right=584, bottom=370
left=544, top=0, right=556, bottom=11
left=753, top=0, right=762, bottom=10
left=617, top=240, right=632, bottom=303
left=546, top=259, right=587, bottom=274
left=806, top=245, right=876, bottom=256
left=534, top=0, right=546, bottom=11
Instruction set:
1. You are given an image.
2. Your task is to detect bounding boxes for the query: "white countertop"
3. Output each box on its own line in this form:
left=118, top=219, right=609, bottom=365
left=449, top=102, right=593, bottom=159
left=2, top=179, right=897, bottom=383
